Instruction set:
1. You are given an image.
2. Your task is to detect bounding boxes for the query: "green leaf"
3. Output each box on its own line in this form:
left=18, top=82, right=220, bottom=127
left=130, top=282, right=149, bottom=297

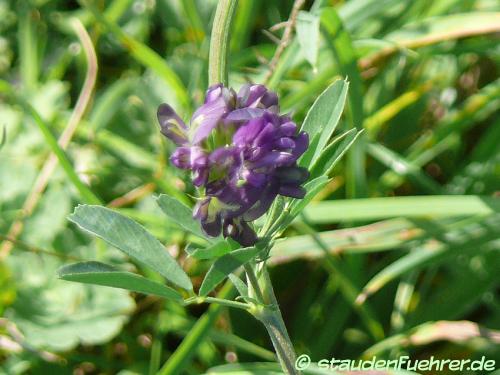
left=155, top=194, right=208, bottom=240
left=296, top=11, right=320, bottom=69
left=228, top=274, right=249, bottom=299
left=189, top=240, right=234, bottom=260
left=299, top=78, right=349, bottom=168
left=58, top=261, right=184, bottom=302
left=199, top=247, right=261, bottom=296
left=309, top=128, right=362, bottom=178
left=68, top=205, right=192, bottom=291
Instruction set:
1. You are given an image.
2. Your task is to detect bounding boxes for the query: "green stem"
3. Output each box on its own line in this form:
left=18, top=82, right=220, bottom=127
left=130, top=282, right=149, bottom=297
left=244, top=263, right=265, bottom=302
left=246, top=263, right=300, bottom=375
left=208, top=0, right=238, bottom=86
left=184, top=295, right=251, bottom=311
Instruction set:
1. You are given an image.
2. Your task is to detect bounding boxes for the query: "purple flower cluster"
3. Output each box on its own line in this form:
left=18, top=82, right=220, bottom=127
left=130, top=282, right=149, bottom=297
left=158, top=84, right=309, bottom=246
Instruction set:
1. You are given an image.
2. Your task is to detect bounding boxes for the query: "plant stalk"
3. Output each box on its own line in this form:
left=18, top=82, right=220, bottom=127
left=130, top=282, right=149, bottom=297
left=208, top=0, right=238, bottom=86
left=246, top=262, right=300, bottom=374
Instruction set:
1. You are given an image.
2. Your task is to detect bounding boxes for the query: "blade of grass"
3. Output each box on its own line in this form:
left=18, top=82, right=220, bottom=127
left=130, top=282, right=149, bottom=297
left=295, top=219, right=385, bottom=341
left=356, top=215, right=500, bottom=304
left=18, top=2, right=39, bottom=92
left=379, top=78, right=500, bottom=189
left=363, top=320, right=500, bottom=358
left=368, top=142, right=442, bottom=194
left=165, top=314, right=276, bottom=361
left=303, top=195, right=499, bottom=223
left=364, top=82, right=433, bottom=138
left=180, top=0, right=206, bottom=43
left=79, top=0, right=191, bottom=112
left=158, top=282, right=235, bottom=375
left=360, top=12, right=500, bottom=69
left=231, top=0, right=261, bottom=51
left=409, top=249, right=500, bottom=326
left=320, top=7, right=367, bottom=198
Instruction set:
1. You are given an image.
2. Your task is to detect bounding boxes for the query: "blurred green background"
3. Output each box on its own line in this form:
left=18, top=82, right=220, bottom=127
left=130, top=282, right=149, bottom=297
left=0, top=0, right=499, bottom=374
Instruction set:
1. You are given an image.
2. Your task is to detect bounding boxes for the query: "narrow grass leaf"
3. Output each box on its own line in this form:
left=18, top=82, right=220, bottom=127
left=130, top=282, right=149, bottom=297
left=357, top=216, right=500, bottom=303
left=304, top=195, right=500, bottom=223
left=368, top=143, right=442, bottom=194
left=79, top=0, right=190, bottom=111
left=364, top=320, right=500, bottom=358
left=320, top=7, right=367, bottom=197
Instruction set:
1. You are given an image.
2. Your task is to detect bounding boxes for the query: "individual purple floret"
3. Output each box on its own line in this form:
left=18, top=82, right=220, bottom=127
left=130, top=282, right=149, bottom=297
left=158, top=83, right=309, bottom=246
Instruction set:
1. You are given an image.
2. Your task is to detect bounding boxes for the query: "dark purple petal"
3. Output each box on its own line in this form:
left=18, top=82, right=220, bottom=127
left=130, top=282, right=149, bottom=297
left=251, top=151, right=295, bottom=168
left=201, top=216, right=222, bottom=237
left=240, top=169, right=267, bottom=187
left=275, top=166, right=310, bottom=184
left=209, top=147, right=242, bottom=171
left=194, top=198, right=222, bottom=237
left=237, top=84, right=279, bottom=111
left=170, top=146, right=207, bottom=169
left=157, top=104, right=188, bottom=146
left=260, top=91, right=278, bottom=108
left=193, top=167, right=209, bottom=187
left=191, top=86, right=236, bottom=144
left=278, top=185, right=306, bottom=198
left=237, top=84, right=265, bottom=107
left=191, top=147, right=208, bottom=168
left=223, top=218, right=258, bottom=247
left=191, top=100, right=227, bottom=144
left=242, top=183, right=279, bottom=221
